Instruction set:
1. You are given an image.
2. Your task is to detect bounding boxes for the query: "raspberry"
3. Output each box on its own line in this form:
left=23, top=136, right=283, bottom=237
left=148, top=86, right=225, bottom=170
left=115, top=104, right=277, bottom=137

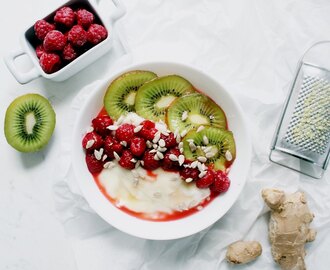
left=43, top=30, right=67, bottom=52
left=141, top=120, right=155, bottom=129
left=162, top=148, right=180, bottom=171
left=119, top=150, right=135, bottom=170
left=36, top=44, right=45, bottom=58
left=85, top=153, right=104, bottom=174
left=39, top=53, right=61, bottom=73
left=196, top=170, right=215, bottom=189
left=180, top=167, right=199, bottom=181
left=161, top=133, right=177, bottom=148
left=92, top=115, right=113, bottom=136
left=68, top=25, right=87, bottom=47
left=137, top=120, right=156, bottom=140
left=139, top=127, right=158, bottom=141
left=62, top=43, right=77, bottom=61
left=76, top=9, right=94, bottom=29
left=34, top=20, right=55, bottom=40
left=54, top=7, right=75, bottom=28
left=104, top=136, right=123, bottom=159
left=82, top=132, right=103, bottom=151
left=115, top=124, right=135, bottom=143
left=210, top=171, right=231, bottom=193
left=142, top=150, right=161, bottom=170
left=87, top=24, right=108, bottom=45
left=130, top=137, right=146, bottom=157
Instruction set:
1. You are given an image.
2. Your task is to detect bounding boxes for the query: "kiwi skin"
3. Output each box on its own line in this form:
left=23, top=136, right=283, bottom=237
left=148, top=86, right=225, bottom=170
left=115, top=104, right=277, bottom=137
left=4, top=94, right=56, bottom=153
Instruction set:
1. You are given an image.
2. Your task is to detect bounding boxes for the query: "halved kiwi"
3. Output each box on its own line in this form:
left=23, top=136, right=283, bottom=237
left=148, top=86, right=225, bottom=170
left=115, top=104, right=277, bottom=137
left=182, top=127, right=236, bottom=171
left=4, top=94, right=56, bottom=152
left=166, top=93, right=227, bottom=134
left=134, top=75, right=195, bottom=122
left=104, top=70, right=157, bottom=119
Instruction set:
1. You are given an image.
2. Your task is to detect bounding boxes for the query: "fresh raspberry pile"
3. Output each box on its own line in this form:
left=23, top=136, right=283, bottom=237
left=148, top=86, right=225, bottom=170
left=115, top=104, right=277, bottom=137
left=33, top=5, right=108, bottom=74
left=82, top=113, right=231, bottom=194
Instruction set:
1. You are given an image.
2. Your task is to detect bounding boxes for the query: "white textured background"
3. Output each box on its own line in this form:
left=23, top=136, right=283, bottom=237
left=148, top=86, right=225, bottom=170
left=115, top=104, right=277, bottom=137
left=1, top=0, right=330, bottom=269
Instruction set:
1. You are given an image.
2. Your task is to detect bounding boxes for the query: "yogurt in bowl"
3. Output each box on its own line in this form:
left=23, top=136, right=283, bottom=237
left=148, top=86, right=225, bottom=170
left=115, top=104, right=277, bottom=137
left=72, top=61, right=251, bottom=240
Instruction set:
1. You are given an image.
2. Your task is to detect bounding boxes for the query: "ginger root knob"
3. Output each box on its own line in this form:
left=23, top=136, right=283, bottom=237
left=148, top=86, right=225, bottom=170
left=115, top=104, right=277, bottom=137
left=226, top=240, right=262, bottom=265
left=262, top=188, right=316, bottom=270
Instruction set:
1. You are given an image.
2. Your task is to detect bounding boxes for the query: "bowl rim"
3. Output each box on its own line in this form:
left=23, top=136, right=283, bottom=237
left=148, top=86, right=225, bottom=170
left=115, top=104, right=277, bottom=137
left=71, top=61, right=252, bottom=240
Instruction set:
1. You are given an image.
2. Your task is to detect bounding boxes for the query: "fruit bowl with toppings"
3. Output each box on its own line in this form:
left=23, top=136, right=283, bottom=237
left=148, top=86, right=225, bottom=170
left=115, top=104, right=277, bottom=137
left=72, top=62, right=251, bottom=240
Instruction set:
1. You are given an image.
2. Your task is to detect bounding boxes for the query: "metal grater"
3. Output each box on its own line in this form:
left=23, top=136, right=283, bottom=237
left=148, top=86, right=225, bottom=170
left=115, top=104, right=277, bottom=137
left=284, top=75, right=330, bottom=155
left=270, top=41, right=330, bottom=178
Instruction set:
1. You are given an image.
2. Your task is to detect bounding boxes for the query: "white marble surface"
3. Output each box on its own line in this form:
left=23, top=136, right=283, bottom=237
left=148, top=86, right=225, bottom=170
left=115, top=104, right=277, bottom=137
left=1, top=0, right=330, bottom=269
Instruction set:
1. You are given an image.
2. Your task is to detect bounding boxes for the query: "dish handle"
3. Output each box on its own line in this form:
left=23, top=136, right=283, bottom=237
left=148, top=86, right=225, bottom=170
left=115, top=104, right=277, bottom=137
left=4, top=49, right=40, bottom=84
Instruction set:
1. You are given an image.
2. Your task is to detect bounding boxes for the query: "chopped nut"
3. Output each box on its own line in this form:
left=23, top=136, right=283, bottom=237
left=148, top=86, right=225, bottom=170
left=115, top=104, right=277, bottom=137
left=156, top=151, right=164, bottom=159
left=169, top=154, right=178, bottom=161
left=134, top=125, right=143, bottom=133
left=197, top=156, right=207, bottom=163
left=94, top=148, right=104, bottom=160
left=86, top=139, right=95, bottom=149
left=113, top=151, right=120, bottom=161
left=153, top=132, right=161, bottom=143
left=197, top=126, right=205, bottom=132
left=158, top=139, right=166, bottom=147
left=120, top=141, right=127, bottom=147
left=203, top=135, right=209, bottom=145
left=185, top=177, right=193, bottom=183
left=181, top=111, right=188, bottom=121
left=225, top=150, right=233, bottom=161
left=103, top=161, right=115, bottom=169
left=189, top=142, right=197, bottom=152
left=107, top=125, right=118, bottom=131
left=180, top=129, right=188, bottom=138
left=178, top=155, right=185, bottom=166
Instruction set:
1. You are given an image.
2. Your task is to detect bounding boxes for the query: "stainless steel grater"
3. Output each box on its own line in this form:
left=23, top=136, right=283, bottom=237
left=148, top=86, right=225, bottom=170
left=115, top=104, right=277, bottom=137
left=270, top=41, right=330, bottom=178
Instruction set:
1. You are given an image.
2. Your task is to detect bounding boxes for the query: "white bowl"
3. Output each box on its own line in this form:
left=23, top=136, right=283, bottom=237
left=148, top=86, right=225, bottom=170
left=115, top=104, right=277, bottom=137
left=4, top=0, right=125, bottom=84
left=72, top=61, right=252, bottom=240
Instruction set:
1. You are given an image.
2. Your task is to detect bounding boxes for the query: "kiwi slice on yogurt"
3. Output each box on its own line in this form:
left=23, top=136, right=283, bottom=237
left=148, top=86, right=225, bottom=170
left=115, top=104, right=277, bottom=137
left=182, top=127, right=236, bottom=171
left=104, top=70, right=157, bottom=119
left=166, top=93, right=227, bottom=134
left=4, top=93, right=56, bottom=152
left=135, top=75, right=195, bottom=122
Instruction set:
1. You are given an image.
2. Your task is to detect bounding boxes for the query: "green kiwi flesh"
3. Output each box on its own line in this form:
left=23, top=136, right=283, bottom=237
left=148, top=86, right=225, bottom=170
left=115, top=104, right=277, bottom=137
left=182, top=127, right=236, bottom=171
left=135, top=75, right=195, bottom=121
left=166, top=93, right=227, bottom=134
left=104, top=70, right=157, bottom=119
left=4, top=94, right=56, bottom=152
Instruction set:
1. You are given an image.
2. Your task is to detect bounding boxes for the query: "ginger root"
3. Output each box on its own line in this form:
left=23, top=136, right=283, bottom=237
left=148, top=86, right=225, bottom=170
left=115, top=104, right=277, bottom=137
left=262, top=188, right=316, bottom=270
left=226, top=240, right=262, bottom=265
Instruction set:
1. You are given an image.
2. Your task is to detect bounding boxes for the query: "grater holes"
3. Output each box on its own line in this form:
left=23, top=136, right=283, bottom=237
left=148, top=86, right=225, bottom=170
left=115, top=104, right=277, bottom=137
left=285, top=75, right=330, bottom=155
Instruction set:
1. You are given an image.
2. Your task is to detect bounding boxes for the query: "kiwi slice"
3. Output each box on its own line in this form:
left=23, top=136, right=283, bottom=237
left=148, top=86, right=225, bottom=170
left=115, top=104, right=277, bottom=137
left=4, top=94, right=56, bottom=152
left=182, top=127, right=236, bottom=171
left=166, top=93, right=227, bottom=134
left=134, top=75, right=195, bottom=121
left=104, top=70, right=157, bottom=119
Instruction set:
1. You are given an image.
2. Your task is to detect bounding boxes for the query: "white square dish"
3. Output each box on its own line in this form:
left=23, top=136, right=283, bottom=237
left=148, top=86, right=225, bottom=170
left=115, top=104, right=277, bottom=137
left=4, top=0, right=125, bottom=84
